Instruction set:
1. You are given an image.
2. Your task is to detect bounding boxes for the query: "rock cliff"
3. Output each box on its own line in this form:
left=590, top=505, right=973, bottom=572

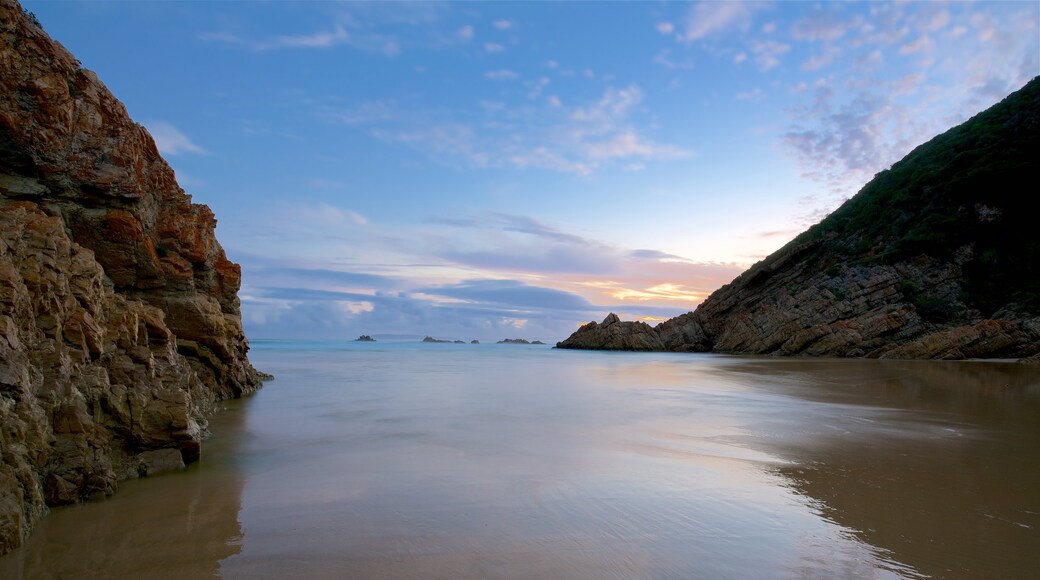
left=0, top=1, right=263, bottom=554
left=559, top=78, right=1040, bottom=359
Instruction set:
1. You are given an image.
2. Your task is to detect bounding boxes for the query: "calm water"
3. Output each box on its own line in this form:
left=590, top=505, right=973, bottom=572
left=2, top=341, right=1038, bottom=579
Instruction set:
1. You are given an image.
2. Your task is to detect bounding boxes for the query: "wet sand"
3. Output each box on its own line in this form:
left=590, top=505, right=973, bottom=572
left=1, top=343, right=1037, bottom=579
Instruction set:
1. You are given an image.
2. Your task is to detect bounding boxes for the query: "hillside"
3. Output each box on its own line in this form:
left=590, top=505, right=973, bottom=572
left=559, top=77, right=1040, bottom=360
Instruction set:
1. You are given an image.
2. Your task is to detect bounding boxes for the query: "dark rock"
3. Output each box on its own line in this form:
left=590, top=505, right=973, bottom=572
left=557, top=313, right=666, bottom=351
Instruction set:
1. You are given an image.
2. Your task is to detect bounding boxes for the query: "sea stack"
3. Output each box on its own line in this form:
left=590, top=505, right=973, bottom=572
left=559, top=78, right=1040, bottom=360
left=0, top=1, right=263, bottom=553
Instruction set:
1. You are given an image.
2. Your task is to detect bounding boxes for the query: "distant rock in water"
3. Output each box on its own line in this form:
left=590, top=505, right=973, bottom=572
left=497, top=338, right=547, bottom=345
left=0, top=2, right=264, bottom=554
left=471, top=340, right=480, bottom=344
left=420, top=336, right=474, bottom=345
left=354, top=335, right=376, bottom=342
left=560, top=77, right=1040, bottom=360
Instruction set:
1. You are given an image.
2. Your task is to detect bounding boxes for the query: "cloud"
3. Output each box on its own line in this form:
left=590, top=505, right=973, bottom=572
left=484, top=69, right=519, bottom=80
left=292, top=203, right=368, bottom=226
left=199, top=4, right=429, bottom=56
left=678, top=1, right=761, bottom=42
left=899, top=35, right=932, bottom=55
left=493, top=20, right=513, bottom=30
left=585, top=132, right=691, bottom=161
left=249, top=264, right=399, bottom=291
left=431, top=213, right=617, bottom=274
left=735, top=88, right=765, bottom=101
left=802, top=45, right=841, bottom=71
left=656, top=22, right=675, bottom=35
left=371, top=123, right=488, bottom=168
left=326, top=83, right=690, bottom=175
left=776, top=0, right=1039, bottom=221
left=268, top=25, right=350, bottom=49
left=781, top=85, right=932, bottom=205
left=416, top=279, right=594, bottom=312
left=429, top=212, right=590, bottom=246
left=457, top=25, right=474, bottom=40
left=327, top=100, right=396, bottom=125
left=749, top=40, right=790, bottom=71
left=484, top=42, right=506, bottom=53
left=233, top=206, right=747, bottom=341
left=791, top=13, right=854, bottom=42
left=144, top=121, right=205, bottom=155
left=570, top=85, right=643, bottom=121
left=653, top=49, right=694, bottom=70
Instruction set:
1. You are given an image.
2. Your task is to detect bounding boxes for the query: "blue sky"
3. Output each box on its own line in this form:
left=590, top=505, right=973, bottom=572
left=26, top=1, right=1039, bottom=341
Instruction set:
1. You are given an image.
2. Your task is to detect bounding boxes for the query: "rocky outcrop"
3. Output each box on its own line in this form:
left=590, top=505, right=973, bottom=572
left=557, top=313, right=665, bottom=351
left=497, top=338, right=546, bottom=345
left=559, top=78, right=1040, bottom=360
left=0, top=1, right=262, bottom=554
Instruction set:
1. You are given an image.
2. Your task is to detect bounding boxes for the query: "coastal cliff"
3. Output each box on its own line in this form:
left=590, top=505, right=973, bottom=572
left=559, top=78, right=1040, bottom=359
left=0, top=1, right=263, bottom=553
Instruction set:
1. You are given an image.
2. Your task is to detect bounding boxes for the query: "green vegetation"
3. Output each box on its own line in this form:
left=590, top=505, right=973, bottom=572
left=21, top=8, right=41, bottom=29
left=791, top=77, right=1040, bottom=315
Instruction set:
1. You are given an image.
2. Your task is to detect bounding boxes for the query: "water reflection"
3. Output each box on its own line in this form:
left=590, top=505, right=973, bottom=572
left=0, top=397, right=252, bottom=579
left=713, top=358, right=1040, bottom=579
left=1, top=345, right=1037, bottom=579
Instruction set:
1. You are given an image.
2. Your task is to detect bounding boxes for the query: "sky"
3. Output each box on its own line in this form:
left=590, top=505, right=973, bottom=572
left=24, top=1, right=1039, bottom=342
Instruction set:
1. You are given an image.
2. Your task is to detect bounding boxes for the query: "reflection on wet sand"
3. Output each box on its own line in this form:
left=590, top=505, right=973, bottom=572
left=1, top=346, right=1037, bottom=579
left=715, top=359, right=1040, bottom=579
left=0, top=397, right=252, bottom=579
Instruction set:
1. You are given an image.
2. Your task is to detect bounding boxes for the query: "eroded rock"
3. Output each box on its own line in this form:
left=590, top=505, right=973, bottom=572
left=0, top=1, right=263, bottom=553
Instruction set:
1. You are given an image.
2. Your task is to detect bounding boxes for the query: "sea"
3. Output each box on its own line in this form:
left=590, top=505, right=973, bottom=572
left=1, top=339, right=1038, bottom=579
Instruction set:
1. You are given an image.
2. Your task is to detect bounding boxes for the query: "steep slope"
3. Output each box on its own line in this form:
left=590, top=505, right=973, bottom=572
left=559, top=77, right=1040, bottom=359
left=0, top=1, right=263, bottom=553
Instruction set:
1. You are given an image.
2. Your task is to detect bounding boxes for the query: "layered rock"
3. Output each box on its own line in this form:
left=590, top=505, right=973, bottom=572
left=0, top=1, right=263, bottom=553
left=560, top=78, right=1040, bottom=360
left=556, top=314, right=664, bottom=351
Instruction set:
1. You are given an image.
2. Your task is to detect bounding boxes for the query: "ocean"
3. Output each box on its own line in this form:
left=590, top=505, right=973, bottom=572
left=2, top=340, right=1038, bottom=579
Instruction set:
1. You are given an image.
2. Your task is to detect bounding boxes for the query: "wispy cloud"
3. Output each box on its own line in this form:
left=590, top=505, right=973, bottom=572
left=198, top=3, right=445, bottom=56
left=484, top=68, right=518, bottom=80
left=144, top=121, right=205, bottom=155
left=268, top=25, right=350, bottom=49
left=773, top=1, right=1038, bottom=220
left=749, top=40, right=790, bottom=71
left=293, top=203, right=369, bottom=226
left=678, top=1, right=762, bottom=42
left=323, top=82, right=690, bottom=175
left=571, top=86, right=640, bottom=124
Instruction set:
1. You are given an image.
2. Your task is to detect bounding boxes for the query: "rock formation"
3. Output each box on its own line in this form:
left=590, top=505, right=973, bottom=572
left=0, top=1, right=263, bottom=554
left=557, top=314, right=665, bottom=351
left=497, top=338, right=546, bottom=345
left=560, top=78, right=1040, bottom=360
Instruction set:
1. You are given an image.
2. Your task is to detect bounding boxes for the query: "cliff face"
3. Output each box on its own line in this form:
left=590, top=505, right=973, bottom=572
left=559, top=78, right=1040, bottom=360
left=0, top=1, right=262, bottom=553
